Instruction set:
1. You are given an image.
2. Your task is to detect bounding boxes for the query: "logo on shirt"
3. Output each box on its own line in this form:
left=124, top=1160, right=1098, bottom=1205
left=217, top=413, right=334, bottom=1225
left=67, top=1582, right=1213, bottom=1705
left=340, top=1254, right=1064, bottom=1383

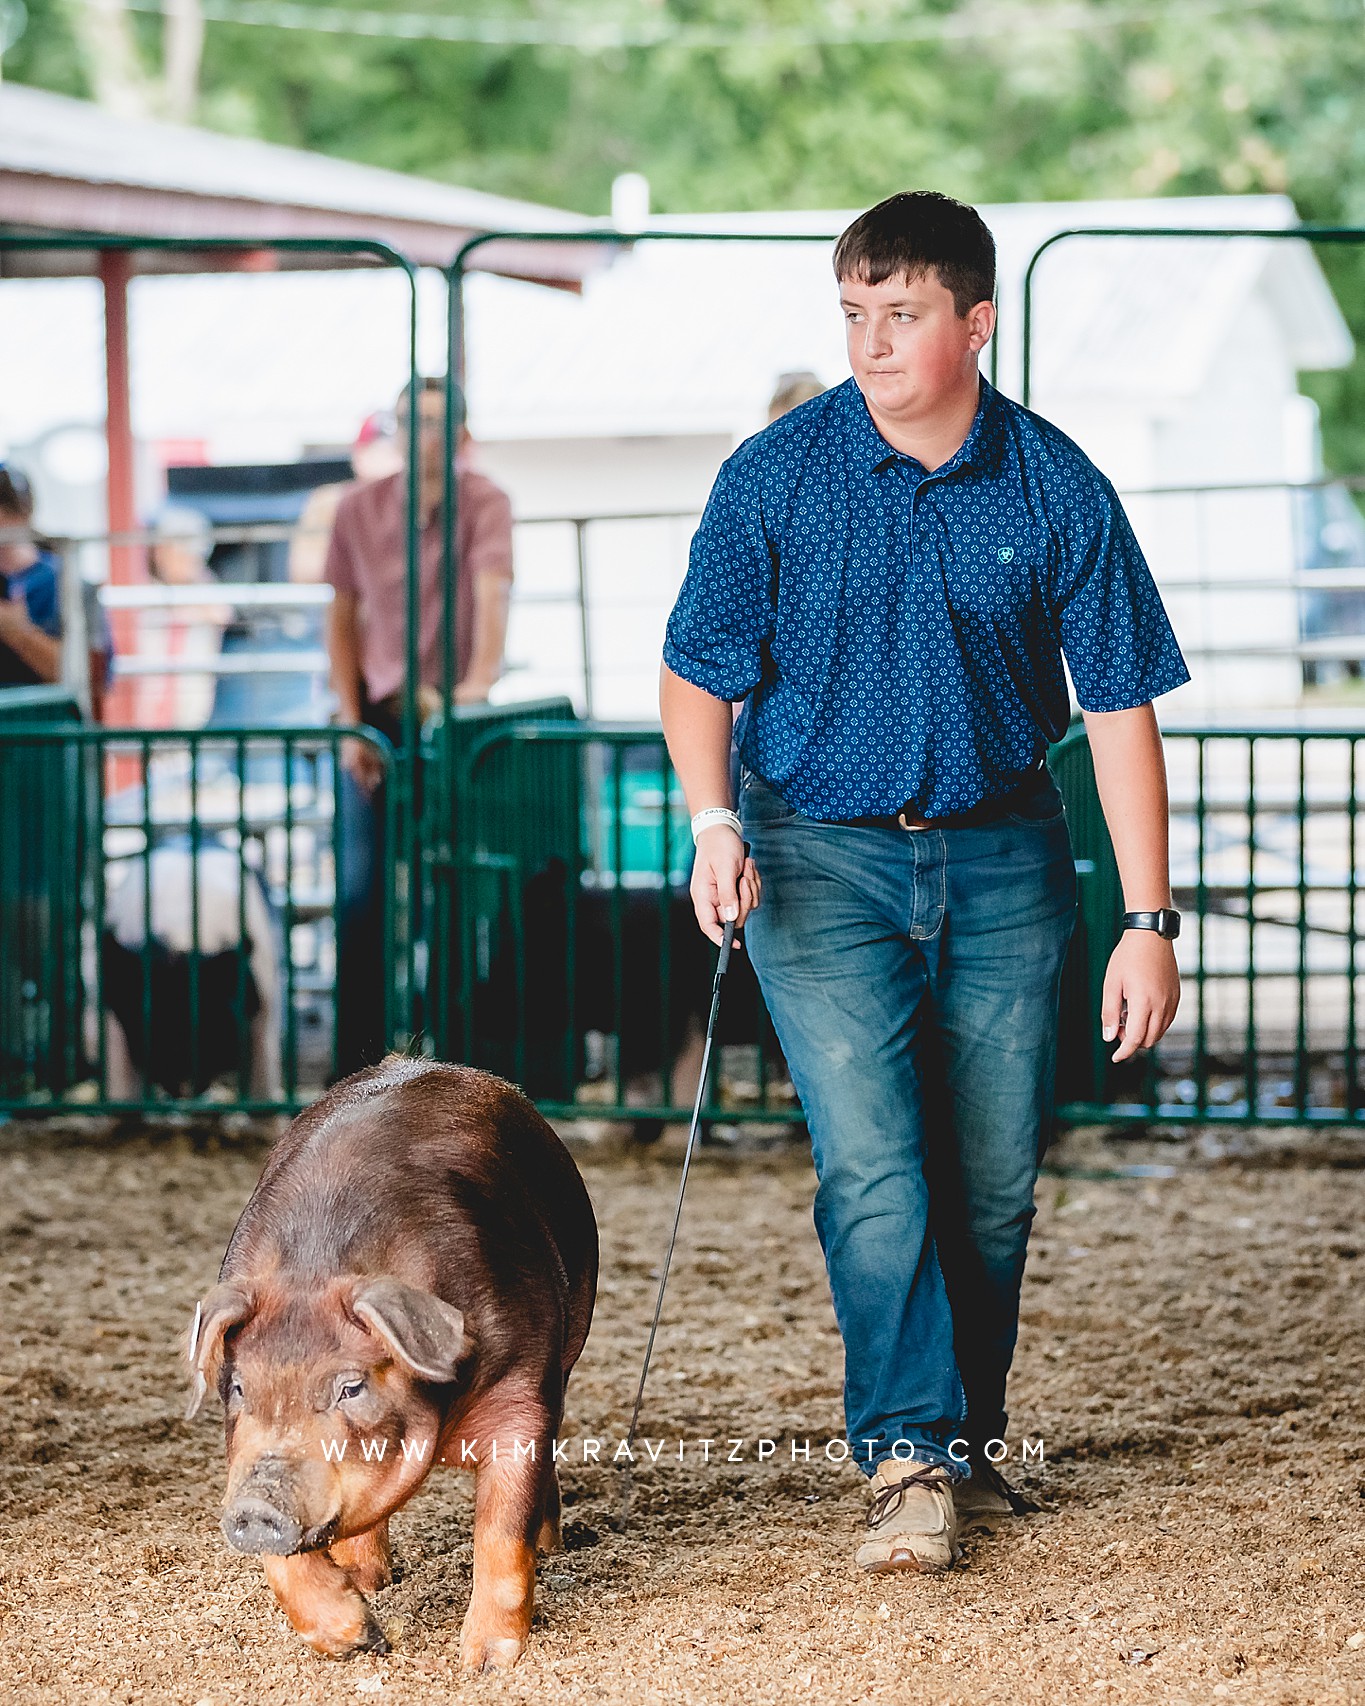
left=997, top=546, right=1015, bottom=564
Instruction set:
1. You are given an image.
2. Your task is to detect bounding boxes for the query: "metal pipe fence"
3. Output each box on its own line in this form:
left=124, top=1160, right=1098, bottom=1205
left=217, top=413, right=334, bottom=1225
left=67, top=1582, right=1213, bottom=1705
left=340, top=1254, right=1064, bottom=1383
left=431, top=717, right=1364, bottom=1134
left=1060, top=724, right=1364, bottom=1126
left=0, top=719, right=394, bottom=1115
left=429, top=718, right=796, bottom=1136
left=0, top=230, right=426, bottom=1047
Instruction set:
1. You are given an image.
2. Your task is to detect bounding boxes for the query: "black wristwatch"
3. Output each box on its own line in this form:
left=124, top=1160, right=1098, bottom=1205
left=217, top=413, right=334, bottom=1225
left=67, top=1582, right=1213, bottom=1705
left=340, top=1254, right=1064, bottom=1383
left=1122, top=908, right=1181, bottom=940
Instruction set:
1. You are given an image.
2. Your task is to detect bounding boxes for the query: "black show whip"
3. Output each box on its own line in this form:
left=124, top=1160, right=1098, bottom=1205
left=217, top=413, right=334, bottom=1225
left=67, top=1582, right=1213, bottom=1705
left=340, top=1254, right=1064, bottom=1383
left=618, top=914, right=737, bottom=1528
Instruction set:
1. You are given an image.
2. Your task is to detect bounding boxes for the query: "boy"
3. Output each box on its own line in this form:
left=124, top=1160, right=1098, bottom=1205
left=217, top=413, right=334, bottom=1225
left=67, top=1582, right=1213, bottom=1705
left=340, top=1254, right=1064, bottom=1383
left=660, top=191, right=1188, bottom=1573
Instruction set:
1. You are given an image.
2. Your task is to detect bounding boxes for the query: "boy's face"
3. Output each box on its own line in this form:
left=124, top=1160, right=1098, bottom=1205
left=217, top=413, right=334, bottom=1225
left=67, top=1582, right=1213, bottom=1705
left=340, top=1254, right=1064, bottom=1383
left=839, top=268, right=993, bottom=424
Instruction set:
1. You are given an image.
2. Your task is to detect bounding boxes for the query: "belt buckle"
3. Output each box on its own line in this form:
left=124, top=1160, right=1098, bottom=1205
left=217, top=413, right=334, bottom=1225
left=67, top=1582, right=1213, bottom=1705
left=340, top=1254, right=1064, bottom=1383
left=896, top=807, right=930, bottom=831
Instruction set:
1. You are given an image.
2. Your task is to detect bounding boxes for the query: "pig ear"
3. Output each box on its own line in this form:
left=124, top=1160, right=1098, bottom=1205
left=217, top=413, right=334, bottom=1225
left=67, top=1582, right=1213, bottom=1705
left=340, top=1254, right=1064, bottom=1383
left=351, top=1277, right=470, bottom=1384
left=184, top=1282, right=254, bottom=1421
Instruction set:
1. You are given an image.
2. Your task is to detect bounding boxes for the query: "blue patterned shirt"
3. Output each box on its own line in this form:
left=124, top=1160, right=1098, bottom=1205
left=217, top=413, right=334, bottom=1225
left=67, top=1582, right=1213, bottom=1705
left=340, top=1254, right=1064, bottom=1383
left=663, top=374, right=1190, bottom=819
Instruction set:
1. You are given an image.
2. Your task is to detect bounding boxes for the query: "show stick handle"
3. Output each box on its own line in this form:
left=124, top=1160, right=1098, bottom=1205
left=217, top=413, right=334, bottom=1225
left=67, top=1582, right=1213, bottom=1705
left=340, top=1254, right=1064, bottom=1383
left=717, top=916, right=736, bottom=977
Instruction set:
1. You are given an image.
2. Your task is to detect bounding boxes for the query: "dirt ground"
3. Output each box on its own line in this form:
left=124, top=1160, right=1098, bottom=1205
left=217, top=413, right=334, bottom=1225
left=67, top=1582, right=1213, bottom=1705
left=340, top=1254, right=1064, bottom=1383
left=2, top=1112, right=1364, bottom=1706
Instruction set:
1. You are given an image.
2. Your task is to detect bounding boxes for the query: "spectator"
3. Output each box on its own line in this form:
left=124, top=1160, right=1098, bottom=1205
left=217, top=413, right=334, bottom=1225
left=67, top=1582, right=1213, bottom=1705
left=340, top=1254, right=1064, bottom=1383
left=142, top=503, right=229, bottom=729
left=767, top=370, right=826, bottom=423
left=0, top=461, right=112, bottom=710
left=0, top=462, right=62, bottom=688
left=289, top=409, right=403, bottom=587
left=323, top=375, right=515, bottom=1075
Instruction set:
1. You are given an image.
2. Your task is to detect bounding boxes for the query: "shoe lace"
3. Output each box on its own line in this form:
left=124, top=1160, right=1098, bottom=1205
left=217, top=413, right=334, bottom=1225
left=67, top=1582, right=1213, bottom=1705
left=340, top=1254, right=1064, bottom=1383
left=866, top=1464, right=950, bottom=1529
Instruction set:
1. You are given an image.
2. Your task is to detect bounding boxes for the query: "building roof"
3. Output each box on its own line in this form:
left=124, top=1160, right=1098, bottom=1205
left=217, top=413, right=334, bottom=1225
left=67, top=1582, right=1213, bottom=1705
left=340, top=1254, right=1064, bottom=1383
left=459, top=195, right=1354, bottom=440
left=0, top=82, right=604, bottom=285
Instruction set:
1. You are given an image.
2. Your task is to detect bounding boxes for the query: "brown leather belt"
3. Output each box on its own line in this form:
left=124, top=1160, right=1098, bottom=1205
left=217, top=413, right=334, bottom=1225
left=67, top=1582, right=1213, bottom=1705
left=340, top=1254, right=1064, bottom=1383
left=834, top=757, right=1048, bottom=831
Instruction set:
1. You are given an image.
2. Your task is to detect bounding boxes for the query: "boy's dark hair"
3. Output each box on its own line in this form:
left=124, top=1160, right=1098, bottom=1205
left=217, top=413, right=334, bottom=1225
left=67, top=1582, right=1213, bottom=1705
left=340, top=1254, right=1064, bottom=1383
left=833, top=191, right=996, bottom=317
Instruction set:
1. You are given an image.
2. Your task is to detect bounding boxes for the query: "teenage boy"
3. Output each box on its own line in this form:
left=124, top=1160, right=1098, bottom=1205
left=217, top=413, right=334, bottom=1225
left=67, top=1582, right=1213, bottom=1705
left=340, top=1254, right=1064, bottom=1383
left=660, top=191, right=1188, bottom=1574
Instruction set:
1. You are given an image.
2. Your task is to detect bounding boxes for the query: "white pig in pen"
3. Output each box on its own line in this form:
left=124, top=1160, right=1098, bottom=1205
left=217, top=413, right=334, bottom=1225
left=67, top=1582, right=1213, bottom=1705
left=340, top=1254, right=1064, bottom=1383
left=98, top=841, right=284, bottom=1101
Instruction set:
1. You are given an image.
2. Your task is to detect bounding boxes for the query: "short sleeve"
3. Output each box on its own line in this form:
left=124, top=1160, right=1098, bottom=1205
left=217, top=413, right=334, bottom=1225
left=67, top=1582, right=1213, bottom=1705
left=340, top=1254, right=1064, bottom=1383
left=662, top=455, right=775, bottom=701
left=22, top=560, right=62, bottom=637
left=464, top=479, right=514, bottom=582
left=322, top=486, right=361, bottom=597
left=1053, top=474, right=1190, bottom=712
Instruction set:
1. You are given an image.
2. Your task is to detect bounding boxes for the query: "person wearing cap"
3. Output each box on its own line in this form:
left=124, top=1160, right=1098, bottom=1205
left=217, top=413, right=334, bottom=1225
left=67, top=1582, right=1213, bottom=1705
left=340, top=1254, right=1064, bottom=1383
left=322, top=376, right=515, bottom=1075
left=660, top=192, right=1189, bottom=1574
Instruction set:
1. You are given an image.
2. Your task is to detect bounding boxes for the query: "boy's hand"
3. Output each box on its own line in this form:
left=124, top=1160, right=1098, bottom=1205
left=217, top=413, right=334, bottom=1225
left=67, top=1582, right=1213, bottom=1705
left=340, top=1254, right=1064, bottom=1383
left=1102, top=931, right=1180, bottom=1062
left=690, top=826, right=761, bottom=947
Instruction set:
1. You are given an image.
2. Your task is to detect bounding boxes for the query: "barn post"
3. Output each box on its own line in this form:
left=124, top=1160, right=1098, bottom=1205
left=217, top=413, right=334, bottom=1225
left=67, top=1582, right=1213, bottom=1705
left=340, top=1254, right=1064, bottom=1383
left=99, top=246, right=142, bottom=726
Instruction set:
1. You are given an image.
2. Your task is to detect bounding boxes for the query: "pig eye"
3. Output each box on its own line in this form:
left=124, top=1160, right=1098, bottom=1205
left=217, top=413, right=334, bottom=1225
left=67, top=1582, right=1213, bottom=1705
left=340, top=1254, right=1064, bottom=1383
left=336, top=1375, right=367, bottom=1404
left=227, top=1373, right=244, bottom=1402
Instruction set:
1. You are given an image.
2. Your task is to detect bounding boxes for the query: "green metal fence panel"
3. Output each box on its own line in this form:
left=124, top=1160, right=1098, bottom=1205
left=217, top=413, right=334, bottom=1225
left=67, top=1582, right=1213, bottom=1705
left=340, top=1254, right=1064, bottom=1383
left=438, top=718, right=1363, bottom=1133
left=423, top=699, right=581, bottom=1090
left=1054, top=723, right=1365, bottom=1127
left=0, top=722, right=393, bottom=1117
left=0, top=687, right=82, bottom=725
left=0, top=692, right=92, bottom=1099
left=1, top=230, right=426, bottom=1049
left=445, top=720, right=797, bottom=1130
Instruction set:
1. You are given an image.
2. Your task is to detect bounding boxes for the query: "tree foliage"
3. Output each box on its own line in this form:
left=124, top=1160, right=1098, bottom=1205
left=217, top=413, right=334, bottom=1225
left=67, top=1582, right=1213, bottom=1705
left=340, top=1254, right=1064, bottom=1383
left=8, top=0, right=1365, bottom=468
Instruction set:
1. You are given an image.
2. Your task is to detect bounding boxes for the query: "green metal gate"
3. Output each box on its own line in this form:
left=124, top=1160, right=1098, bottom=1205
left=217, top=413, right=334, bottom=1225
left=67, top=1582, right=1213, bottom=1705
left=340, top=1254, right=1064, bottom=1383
left=0, top=233, right=420, bottom=1114
left=0, top=718, right=393, bottom=1114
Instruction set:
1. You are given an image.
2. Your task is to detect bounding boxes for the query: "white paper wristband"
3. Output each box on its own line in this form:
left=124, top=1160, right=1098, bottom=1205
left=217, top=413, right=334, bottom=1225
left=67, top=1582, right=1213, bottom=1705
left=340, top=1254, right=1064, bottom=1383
left=691, top=807, right=742, bottom=844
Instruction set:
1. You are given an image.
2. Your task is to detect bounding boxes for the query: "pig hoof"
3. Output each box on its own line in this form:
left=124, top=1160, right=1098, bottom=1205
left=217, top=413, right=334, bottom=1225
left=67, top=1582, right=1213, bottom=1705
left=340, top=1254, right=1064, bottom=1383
left=302, top=1612, right=389, bottom=1660
left=460, top=1634, right=525, bottom=1672
left=344, top=1562, right=394, bottom=1595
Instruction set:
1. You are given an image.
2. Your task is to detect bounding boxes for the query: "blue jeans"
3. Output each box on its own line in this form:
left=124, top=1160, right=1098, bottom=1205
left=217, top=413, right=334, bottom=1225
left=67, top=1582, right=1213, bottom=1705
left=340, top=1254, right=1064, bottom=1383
left=739, top=762, right=1078, bottom=1482
left=335, top=759, right=389, bottom=1079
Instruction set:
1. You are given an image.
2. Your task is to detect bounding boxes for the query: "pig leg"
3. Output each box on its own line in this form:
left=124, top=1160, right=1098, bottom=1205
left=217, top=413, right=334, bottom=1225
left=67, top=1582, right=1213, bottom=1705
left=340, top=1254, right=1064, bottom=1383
left=459, top=1429, right=548, bottom=1672
left=246, top=880, right=284, bottom=1102
left=328, top=1520, right=393, bottom=1595
left=535, top=1465, right=562, bottom=1554
left=261, top=1549, right=389, bottom=1659
left=667, top=1015, right=705, bottom=1107
left=103, top=1013, right=139, bottom=1101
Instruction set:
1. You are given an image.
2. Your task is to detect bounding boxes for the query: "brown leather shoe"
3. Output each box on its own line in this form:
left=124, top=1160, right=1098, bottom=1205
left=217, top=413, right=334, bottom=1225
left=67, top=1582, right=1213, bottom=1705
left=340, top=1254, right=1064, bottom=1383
left=854, top=1460, right=961, bottom=1574
left=954, top=1454, right=1041, bottom=1523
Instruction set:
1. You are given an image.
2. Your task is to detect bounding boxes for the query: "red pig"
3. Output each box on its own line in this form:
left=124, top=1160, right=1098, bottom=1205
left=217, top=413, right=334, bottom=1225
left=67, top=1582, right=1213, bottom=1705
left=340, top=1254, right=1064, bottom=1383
left=183, top=1056, right=598, bottom=1671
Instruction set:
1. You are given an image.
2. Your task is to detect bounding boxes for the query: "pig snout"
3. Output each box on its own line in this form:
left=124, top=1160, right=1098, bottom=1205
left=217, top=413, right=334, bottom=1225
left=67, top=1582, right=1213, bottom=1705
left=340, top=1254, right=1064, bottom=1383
left=221, top=1458, right=337, bottom=1556
left=221, top=1493, right=304, bottom=1556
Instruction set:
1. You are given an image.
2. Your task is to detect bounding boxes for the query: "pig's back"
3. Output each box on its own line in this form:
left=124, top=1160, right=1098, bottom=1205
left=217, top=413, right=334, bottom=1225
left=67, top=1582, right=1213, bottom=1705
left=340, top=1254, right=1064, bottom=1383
left=221, top=1057, right=597, bottom=1369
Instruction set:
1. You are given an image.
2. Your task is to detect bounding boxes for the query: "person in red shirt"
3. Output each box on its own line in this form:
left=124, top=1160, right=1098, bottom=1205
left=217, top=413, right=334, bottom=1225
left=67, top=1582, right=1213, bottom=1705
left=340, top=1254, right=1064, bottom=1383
left=322, top=377, right=515, bottom=1074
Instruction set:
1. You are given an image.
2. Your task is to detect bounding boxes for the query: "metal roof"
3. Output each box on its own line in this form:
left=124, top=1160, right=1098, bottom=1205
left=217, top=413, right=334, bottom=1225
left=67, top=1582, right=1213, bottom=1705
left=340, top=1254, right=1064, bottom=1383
left=0, top=82, right=605, bottom=284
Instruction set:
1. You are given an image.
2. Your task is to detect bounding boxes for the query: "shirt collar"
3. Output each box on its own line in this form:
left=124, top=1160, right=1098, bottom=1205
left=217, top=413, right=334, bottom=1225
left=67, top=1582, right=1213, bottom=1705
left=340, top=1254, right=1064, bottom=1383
left=841, top=372, right=1006, bottom=479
